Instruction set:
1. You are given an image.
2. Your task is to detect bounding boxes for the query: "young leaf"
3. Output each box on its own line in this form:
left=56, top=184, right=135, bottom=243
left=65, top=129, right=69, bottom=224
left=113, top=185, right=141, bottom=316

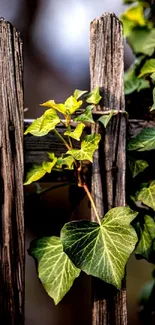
left=29, top=236, right=80, bottom=305
left=135, top=215, right=155, bottom=261
left=67, top=133, right=101, bottom=162
left=128, top=128, right=155, bottom=151
left=40, top=100, right=67, bottom=115
left=74, top=89, right=88, bottom=100
left=42, top=160, right=57, bottom=173
left=24, top=109, right=60, bottom=136
left=98, top=110, right=114, bottom=128
left=121, top=4, right=145, bottom=27
left=24, top=165, right=46, bottom=185
left=64, top=96, right=82, bottom=114
left=128, top=158, right=148, bottom=178
left=61, top=207, right=138, bottom=289
left=74, top=105, right=95, bottom=124
left=55, top=156, right=75, bottom=170
left=128, top=28, right=155, bottom=56
left=86, top=87, right=102, bottom=105
left=139, top=59, right=155, bottom=77
left=137, top=181, right=155, bottom=211
left=64, top=123, right=85, bottom=141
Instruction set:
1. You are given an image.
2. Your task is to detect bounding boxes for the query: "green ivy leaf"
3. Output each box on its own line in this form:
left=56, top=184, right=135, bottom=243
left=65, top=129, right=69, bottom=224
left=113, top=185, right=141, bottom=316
left=74, top=105, right=95, bottom=124
left=24, top=109, right=60, bottom=136
left=137, top=79, right=150, bottom=92
left=40, top=100, right=67, bottom=115
left=61, top=207, right=138, bottom=289
left=64, top=96, right=83, bottom=114
left=151, top=72, right=155, bottom=81
left=86, top=87, right=102, bottom=105
left=128, top=158, right=148, bottom=177
left=64, top=123, right=85, bottom=141
left=135, top=215, right=155, bottom=261
left=128, top=28, right=155, bottom=56
left=67, top=133, right=101, bottom=162
left=150, top=88, right=155, bottom=111
left=55, top=156, right=75, bottom=170
left=128, top=127, right=155, bottom=151
left=98, top=110, right=114, bottom=128
left=29, top=236, right=80, bottom=305
left=74, top=89, right=88, bottom=100
left=137, top=181, right=155, bottom=211
left=124, top=70, right=140, bottom=95
left=121, top=15, right=137, bottom=37
left=139, top=59, right=155, bottom=77
left=24, top=165, right=46, bottom=185
left=122, top=4, right=145, bottom=26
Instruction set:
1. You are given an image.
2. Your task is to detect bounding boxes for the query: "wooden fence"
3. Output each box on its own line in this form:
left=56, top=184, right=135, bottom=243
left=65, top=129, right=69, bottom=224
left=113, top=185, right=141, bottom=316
left=0, top=13, right=154, bottom=325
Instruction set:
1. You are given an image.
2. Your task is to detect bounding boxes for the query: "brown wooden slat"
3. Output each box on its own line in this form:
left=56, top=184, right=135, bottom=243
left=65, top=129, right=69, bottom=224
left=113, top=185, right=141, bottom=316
left=0, top=19, right=24, bottom=325
left=90, top=13, right=127, bottom=325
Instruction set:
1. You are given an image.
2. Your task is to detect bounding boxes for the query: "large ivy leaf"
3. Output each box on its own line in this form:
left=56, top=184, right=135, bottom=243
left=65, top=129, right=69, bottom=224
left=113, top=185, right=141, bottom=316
left=74, top=105, right=95, bottom=124
left=24, top=109, right=60, bottom=136
left=64, top=123, right=85, bottom=141
left=61, top=207, right=138, bottom=289
left=67, top=133, right=101, bottom=162
left=137, top=181, right=155, bottom=211
left=139, top=59, right=155, bottom=77
left=128, top=127, right=155, bottom=151
left=74, top=89, right=88, bottom=100
left=128, top=28, right=155, bottom=56
left=128, top=158, right=148, bottom=177
left=29, top=236, right=80, bottom=305
left=135, top=215, right=155, bottom=261
left=86, top=87, right=102, bottom=105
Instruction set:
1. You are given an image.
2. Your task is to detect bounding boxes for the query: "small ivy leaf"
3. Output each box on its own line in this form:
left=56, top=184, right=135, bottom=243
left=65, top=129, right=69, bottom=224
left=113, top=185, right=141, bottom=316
left=135, top=215, right=155, bottom=261
left=29, top=236, right=80, bottom=305
left=64, top=123, right=85, bottom=141
left=121, top=4, right=145, bottom=32
left=128, top=127, right=155, bottom=151
left=55, top=156, right=75, bottom=170
left=24, top=165, right=46, bottom=185
left=74, top=105, right=95, bottom=124
left=74, top=89, right=88, bottom=100
left=150, top=72, right=155, bottom=81
left=64, top=96, right=83, bottom=114
left=24, top=109, right=60, bottom=136
left=150, top=88, right=155, bottom=111
left=127, top=28, right=155, bottom=56
left=139, top=59, right=155, bottom=78
left=121, top=15, right=137, bottom=37
left=128, top=158, right=148, bottom=178
left=137, top=79, right=150, bottom=92
left=67, top=133, right=101, bottom=162
left=98, top=110, right=115, bottom=128
left=137, top=181, right=155, bottom=211
left=86, top=87, right=102, bottom=105
left=42, top=159, right=57, bottom=173
left=40, top=100, right=67, bottom=115
left=61, top=207, right=138, bottom=289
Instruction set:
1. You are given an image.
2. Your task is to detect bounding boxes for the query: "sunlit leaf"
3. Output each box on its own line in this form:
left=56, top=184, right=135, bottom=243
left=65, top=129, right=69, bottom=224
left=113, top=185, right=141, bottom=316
left=121, top=15, right=136, bottom=37
left=74, top=89, right=88, bottom=100
left=86, top=87, right=102, bottom=105
left=40, top=100, right=67, bottom=115
left=61, top=207, right=138, bottom=289
left=74, top=105, right=95, bottom=124
left=24, top=165, right=46, bottom=185
left=29, top=236, right=80, bottom=305
left=98, top=110, right=115, bottom=128
left=135, top=215, right=155, bottom=261
left=42, top=156, right=57, bottom=173
left=128, top=128, right=155, bottom=151
left=123, top=4, right=145, bottom=25
left=55, top=156, right=75, bottom=170
left=138, top=181, right=155, bottom=211
left=139, top=59, right=155, bottom=77
left=64, top=96, right=83, bottom=114
left=24, top=109, right=60, bottom=136
left=64, top=123, right=85, bottom=141
left=67, top=133, right=101, bottom=162
left=128, top=158, right=148, bottom=177
left=128, top=28, right=155, bottom=56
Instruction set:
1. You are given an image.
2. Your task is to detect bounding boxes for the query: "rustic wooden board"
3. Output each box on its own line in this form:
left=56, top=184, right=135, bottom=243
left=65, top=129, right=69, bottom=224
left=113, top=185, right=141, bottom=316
left=90, top=14, right=127, bottom=325
left=0, top=19, right=24, bottom=324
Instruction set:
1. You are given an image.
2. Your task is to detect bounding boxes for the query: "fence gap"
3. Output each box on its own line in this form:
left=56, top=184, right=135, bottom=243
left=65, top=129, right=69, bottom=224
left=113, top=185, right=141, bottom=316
left=90, top=14, right=127, bottom=325
left=0, top=19, right=24, bottom=325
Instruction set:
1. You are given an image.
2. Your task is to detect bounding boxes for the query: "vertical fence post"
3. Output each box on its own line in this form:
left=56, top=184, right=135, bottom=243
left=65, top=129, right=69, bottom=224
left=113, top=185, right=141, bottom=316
left=0, top=19, right=24, bottom=324
left=90, top=14, right=127, bottom=325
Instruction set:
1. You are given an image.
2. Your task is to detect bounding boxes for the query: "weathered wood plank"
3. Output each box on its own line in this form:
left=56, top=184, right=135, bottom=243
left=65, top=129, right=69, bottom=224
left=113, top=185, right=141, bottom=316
left=0, top=19, right=24, bottom=324
left=90, top=14, right=127, bottom=325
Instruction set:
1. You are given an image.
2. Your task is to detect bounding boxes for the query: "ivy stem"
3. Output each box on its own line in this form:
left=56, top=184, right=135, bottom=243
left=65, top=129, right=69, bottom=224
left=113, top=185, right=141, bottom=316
left=83, top=183, right=101, bottom=225
left=54, top=129, right=70, bottom=150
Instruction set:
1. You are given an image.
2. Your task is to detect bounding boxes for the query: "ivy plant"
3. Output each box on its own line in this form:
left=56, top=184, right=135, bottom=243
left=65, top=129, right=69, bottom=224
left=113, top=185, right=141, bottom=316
left=24, top=87, right=138, bottom=304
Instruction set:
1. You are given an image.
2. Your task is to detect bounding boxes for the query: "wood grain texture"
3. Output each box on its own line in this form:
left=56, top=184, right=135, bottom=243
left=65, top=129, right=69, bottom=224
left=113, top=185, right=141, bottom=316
left=0, top=19, right=24, bottom=324
left=90, top=14, right=127, bottom=325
